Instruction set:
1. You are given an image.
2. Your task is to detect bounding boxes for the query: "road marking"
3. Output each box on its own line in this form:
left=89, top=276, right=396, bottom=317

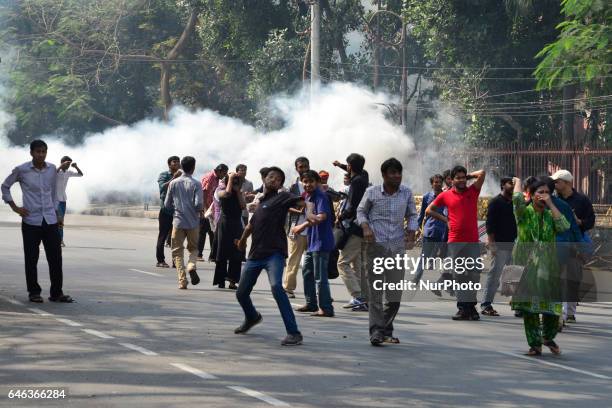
left=119, top=342, right=158, bottom=356
left=497, top=351, right=612, bottom=380
left=266, top=297, right=300, bottom=308
left=227, top=386, right=290, bottom=407
left=129, top=268, right=163, bottom=277
left=82, top=329, right=114, bottom=339
left=28, top=307, right=53, bottom=316
left=170, top=363, right=218, bottom=380
left=55, top=318, right=82, bottom=327
left=0, top=295, right=24, bottom=306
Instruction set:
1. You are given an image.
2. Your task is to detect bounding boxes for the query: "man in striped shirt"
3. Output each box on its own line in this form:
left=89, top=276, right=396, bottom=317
left=357, top=158, right=418, bottom=346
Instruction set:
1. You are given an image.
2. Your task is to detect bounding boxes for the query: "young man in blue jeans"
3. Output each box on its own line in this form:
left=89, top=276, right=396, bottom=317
left=293, top=170, right=335, bottom=317
left=235, top=167, right=305, bottom=346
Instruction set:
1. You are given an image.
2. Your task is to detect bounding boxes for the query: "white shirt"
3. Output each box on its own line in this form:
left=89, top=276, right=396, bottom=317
left=56, top=169, right=83, bottom=202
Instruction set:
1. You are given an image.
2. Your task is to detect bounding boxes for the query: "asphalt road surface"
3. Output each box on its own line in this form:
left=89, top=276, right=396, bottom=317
left=1, top=210, right=611, bottom=407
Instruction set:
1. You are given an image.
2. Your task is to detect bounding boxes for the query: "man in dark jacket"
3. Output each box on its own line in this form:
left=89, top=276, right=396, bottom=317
left=333, top=153, right=370, bottom=311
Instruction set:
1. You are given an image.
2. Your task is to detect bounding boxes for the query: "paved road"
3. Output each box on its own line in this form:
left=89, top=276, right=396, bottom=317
left=1, top=210, right=611, bottom=407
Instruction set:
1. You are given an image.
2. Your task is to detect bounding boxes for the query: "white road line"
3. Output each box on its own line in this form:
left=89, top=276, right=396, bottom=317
left=228, top=386, right=290, bottom=407
left=129, top=268, right=163, bottom=277
left=497, top=351, right=612, bottom=380
left=119, top=342, right=158, bottom=356
left=266, top=297, right=300, bottom=308
left=28, top=307, right=53, bottom=316
left=82, top=329, right=114, bottom=339
left=0, top=295, right=24, bottom=306
left=170, top=363, right=218, bottom=380
left=54, top=318, right=82, bottom=327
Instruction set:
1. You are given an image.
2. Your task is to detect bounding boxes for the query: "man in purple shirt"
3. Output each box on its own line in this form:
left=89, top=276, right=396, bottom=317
left=1, top=140, right=74, bottom=303
left=293, top=170, right=335, bottom=317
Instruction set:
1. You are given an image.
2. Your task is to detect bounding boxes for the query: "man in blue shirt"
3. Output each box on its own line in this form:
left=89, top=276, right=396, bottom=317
left=292, top=170, right=335, bottom=317
left=413, top=174, right=448, bottom=287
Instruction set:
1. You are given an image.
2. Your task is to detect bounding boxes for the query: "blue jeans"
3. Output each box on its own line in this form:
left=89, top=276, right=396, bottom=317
left=236, top=252, right=300, bottom=335
left=302, top=251, right=333, bottom=314
left=413, top=236, right=445, bottom=282
left=57, top=201, right=67, bottom=240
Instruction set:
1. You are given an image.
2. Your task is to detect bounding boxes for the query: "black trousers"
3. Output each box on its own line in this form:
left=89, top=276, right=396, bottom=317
left=22, top=221, right=63, bottom=298
left=156, top=210, right=173, bottom=263
left=198, top=218, right=214, bottom=257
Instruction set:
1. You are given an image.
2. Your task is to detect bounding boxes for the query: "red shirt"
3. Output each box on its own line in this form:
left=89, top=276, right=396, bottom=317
left=431, top=184, right=480, bottom=243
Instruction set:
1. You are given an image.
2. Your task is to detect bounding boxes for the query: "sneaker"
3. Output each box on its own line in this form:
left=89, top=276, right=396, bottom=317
left=566, top=315, right=576, bottom=323
left=281, top=333, right=303, bottom=346
left=178, top=284, right=188, bottom=290
left=189, top=270, right=200, bottom=285
left=351, top=303, right=368, bottom=312
left=156, top=262, right=170, bottom=268
left=342, top=298, right=364, bottom=309
left=234, top=313, right=263, bottom=334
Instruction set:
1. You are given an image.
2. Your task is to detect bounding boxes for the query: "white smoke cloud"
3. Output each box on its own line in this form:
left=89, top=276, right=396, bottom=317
left=1, top=82, right=419, bottom=211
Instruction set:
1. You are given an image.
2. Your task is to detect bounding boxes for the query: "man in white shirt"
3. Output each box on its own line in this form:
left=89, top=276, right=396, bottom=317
left=56, top=156, right=84, bottom=246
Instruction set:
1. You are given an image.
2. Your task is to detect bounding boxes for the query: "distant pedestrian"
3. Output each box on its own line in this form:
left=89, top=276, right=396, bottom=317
left=55, top=156, right=83, bottom=247
left=236, top=164, right=254, bottom=226
left=198, top=164, right=228, bottom=261
left=156, top=156, right=181, bottom=268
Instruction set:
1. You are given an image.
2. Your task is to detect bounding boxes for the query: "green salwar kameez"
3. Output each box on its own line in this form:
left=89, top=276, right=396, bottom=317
left=511, top=192, right=570, bottom=348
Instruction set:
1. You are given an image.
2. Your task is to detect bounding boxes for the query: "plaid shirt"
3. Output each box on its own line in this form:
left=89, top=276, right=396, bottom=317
left=357, top=184, right=418, bottom=250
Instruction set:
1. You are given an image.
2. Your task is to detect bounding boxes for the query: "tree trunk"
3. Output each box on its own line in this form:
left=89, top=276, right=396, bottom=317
left=500, top=114, right=523, bottom=144
left=562, top=84, right=576, bottom=149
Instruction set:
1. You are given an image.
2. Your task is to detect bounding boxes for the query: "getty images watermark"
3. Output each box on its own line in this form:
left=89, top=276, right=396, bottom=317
left=371, top=254, right=485, bottom=291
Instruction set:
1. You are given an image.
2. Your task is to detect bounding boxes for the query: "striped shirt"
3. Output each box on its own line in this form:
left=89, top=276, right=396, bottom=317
left=357, top=184, right=418, bottom=250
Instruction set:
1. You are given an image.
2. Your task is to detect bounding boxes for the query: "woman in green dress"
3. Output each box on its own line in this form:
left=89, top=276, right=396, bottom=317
left=511, top=177, right=570, bottom=356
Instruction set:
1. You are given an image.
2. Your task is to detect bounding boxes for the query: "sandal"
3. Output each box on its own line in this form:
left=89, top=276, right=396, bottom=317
left=29, top=294, right=43, bottom=303
left=481, top=307, right=500, bottom=316
left=383, top=336, right=400, bottom=344
left=48, top=295, right=75, bottom=303
left=543, top=340, right=561, bottom=355
left=525, top=347, right=542, bottom=356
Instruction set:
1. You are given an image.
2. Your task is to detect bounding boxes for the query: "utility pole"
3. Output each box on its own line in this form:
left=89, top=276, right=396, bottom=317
left=310, top=0, right=320, bottom=96
left=400, top=23, right=408, bottom=133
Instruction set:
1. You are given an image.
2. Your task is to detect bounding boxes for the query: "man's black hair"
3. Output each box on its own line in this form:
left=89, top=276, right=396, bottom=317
left=236, top=163, right=247, bottom=172
left=61, top=156, right=72, bottom=163
left=346, top=153, right=365, bottom=173
left=167, top=156, right=180, bottom=165
left=529, top=178, right=550, bottom=196
left=294, top=157, right=309, bottom=169
left=430, top=174, right=444, bottom=184
left=443, top=169, right=451, bottom=179
left=215, top=163, right=229, bottom=172
left=264, top=166, right=286, bottom=184
left=259, top=167, right=270, bottom=177
left=500, top=177, right=513, bottom=188
left=451, top=165, right=467, bottom=179
left=30, top=139, right=47, bottom=151
left=380, top=158, right=403, bottom=174
left=300, top=170, right=321, bottom=182
left=181, top=156, right=196, bottom=174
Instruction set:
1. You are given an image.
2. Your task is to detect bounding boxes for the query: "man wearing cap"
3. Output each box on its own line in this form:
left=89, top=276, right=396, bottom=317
left=551, top=169, right=595, bottom=323
left=198, top=164, right=228, bottom=261
left=56, top=156, right=84, bottom=247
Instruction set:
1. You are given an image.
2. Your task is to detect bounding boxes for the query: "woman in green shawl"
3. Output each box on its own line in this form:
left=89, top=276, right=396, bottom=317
left=511, top=177, right=570, bottom=356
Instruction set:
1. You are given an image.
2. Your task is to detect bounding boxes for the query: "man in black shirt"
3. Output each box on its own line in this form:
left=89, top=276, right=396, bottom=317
left=552, top=169, right=596, bottom=323
left=481, top=177, right=517, bottom=316
left=235, top=167, right=305, bottom=346
left=333, top=153, right=370, bottom=310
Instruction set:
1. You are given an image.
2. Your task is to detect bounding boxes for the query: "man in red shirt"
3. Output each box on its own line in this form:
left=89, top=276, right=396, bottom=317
left=426, top=166, right=486, bottom=321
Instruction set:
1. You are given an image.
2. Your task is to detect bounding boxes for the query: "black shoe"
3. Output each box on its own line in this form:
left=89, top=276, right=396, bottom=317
left=370, top=333, right=384, bottom=346
left=470, top=308, right=480, bottom=321
left=189, top=270, right=200, bottom=285
left=48, top=295, right=75, bottom=303
left=28, top=294, right=43, bottom=303
left=228, top=281, right=238, bottom=290
left=295, top=305, right=318, bottom=313
left=452, top=310, right=471, bottom=321
left=281, top=333, right=303, bottom=346
left=234, top=313, right=263, bottom=334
